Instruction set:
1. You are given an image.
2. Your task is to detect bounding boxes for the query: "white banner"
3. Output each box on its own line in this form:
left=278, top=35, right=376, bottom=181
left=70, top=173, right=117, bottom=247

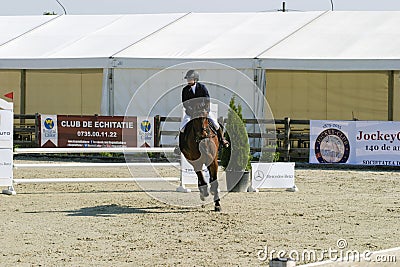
left=181, top=154, right=210, bottom=185
left=0, top=149, right=13, bottom=186
left=40, top=114, right=58, bottom=147
left=0, top=110, right=13, bottom=148
left=251, top=162, right=295, bottom=189
left=0, top=99, right=13, bottom=187
left=137, top=116, right=154, bottom=147
left=310, top=120, right=400, bottom=166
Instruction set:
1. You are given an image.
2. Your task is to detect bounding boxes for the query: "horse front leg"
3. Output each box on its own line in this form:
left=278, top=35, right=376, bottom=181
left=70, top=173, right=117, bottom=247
left=208, top=159, right=221, bottom=212
left=196, top=171, right=209, bottom=201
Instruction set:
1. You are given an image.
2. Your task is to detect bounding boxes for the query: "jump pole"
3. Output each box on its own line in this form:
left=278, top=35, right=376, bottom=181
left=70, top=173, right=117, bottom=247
left=4, top=147, right=182, bottom=195
left=14, top=147, right=175, bottom=154
left=13, top=177, right=179, bottom=184
left=14, top=162, right=180, bottom=168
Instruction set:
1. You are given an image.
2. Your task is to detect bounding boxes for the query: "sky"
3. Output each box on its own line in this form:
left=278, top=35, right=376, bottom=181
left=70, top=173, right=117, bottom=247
left=1, top=0, right=400, bottom=15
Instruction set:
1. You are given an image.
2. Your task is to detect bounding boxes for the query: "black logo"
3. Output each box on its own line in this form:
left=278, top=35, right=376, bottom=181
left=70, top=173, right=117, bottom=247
left=315, top=128, right=350, bottom=163
left=254, top=170, right=264, bottom=181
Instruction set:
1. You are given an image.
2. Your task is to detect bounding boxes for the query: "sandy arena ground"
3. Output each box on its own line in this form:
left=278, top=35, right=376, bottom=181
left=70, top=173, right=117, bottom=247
left=1, top=159, right=399, bottom=266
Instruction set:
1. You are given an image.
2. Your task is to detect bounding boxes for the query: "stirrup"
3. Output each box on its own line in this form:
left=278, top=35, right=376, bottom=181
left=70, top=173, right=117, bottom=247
left=218, top=138, right=229, bottom=148
left=221, top=140, right=229, bottom=148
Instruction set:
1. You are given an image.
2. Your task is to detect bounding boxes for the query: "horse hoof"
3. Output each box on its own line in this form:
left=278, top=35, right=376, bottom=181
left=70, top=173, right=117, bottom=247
left=199, top=187, right=209, bottom=201
left=214, top=206, right=221, bottom=212
left=200, top=193, right=208, bottom=201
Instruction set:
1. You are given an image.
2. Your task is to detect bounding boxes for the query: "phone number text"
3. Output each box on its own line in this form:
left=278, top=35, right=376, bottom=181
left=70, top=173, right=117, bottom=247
left=76, top=131, right=118, bottom=138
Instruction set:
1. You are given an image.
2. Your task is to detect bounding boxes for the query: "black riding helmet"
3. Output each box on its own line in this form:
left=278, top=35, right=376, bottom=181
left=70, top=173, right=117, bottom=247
left=184, top=70, right=199, bottom=82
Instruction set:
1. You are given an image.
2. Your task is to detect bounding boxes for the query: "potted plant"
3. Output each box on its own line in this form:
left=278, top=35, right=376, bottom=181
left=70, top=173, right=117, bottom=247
left=220, top=96, right=251, bottom=192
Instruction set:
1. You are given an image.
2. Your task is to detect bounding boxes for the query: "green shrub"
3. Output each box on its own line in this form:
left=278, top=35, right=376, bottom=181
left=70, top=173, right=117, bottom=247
left=220, top=96, right=251, bottom=171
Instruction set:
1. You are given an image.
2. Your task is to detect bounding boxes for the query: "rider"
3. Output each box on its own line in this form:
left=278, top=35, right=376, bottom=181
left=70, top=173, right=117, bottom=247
left=179, top=70, right=229, bottom=148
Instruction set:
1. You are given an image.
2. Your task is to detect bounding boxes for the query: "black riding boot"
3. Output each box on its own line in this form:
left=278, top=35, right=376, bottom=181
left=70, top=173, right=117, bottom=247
left=174, top=145, right=181, bottom=155
left=174, top=131, right=184, bottom=155
left=217, top=127, right=229, bottom=148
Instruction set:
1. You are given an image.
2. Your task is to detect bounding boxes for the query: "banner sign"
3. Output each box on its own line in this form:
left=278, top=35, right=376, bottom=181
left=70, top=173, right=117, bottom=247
left=39, top=115, right=154, bottom=148
left=0, top=149, right=13, bottom=186
left=0, top=109, right=13, bottom=148
left=0, top=99, right=13, bottom=187
left=310, top=120, right=400, bottom=166
left=251, top=162, right=295, bottom=189
left=40, top=114, right=58, bottom=147
left=137, top=116, right=154, bottom=147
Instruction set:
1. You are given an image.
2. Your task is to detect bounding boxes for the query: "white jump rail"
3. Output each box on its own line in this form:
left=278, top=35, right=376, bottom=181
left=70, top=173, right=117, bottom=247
left=14, top=162, right=180, bottom=168
left=14, top=147, right=175, bottom=154
left=3, top=147, right=181, bottom=195
left=13, top=177, right=179, bottom=184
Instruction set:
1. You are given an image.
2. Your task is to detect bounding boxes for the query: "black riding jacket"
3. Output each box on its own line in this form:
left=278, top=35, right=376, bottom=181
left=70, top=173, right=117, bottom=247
left=181, top=82, right=210, bottom=116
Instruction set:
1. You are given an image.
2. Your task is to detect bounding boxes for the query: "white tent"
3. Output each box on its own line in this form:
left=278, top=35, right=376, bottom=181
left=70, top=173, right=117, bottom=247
left=0, top=11, right=400, bottom=120
left=2, top=11, right=400, bottom=70
left=109, top=12, right=324, bottom=119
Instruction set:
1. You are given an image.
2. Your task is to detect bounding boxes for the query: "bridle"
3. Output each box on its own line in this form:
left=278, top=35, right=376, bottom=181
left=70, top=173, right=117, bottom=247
left=192, top=110, right=216, bottom=144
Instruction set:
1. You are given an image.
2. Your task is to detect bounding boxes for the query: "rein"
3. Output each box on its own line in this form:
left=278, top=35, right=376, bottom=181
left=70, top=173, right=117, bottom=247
left=185, top=105, right=217, bottom=144
left=192, top=114, right=216, bottom=144
left=195, top=124, right=216, bottom=143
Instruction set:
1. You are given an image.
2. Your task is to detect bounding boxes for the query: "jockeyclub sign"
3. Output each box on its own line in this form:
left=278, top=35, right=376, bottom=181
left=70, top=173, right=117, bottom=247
left=310, top=120, right=400, bottom=166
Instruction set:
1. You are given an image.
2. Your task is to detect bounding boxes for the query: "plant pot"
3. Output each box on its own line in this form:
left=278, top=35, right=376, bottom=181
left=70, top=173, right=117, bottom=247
left=225, top=170, right=250, bottom=192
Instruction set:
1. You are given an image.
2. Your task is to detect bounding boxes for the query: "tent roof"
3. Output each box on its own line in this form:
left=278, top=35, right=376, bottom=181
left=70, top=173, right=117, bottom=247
left=113, top=12, right=324, bottom=68
left=258, top=11, right=400, bottom=70
left=0, top=13, right=186, bottom=68
left=1, top=12, right=400, bottom=70
left=114, top=12, right=323, bottom=59
left=0, top=15, right=57, bottom=46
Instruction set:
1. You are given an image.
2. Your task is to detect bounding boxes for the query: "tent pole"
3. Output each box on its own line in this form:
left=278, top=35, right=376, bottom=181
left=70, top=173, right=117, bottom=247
left=20, top=69, right=26, bottom=124
left=108, top=68, right=114, bottom=116
left=388, top=70, right=394, bottom=121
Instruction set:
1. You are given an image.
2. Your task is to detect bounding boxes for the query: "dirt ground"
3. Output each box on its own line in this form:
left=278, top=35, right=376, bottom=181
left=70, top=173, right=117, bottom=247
left=1, top=159, right=399, bottom=266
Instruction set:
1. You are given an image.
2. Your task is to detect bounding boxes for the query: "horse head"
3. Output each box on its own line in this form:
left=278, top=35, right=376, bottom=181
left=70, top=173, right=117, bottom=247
left=191, top=109, right=211, bottom=141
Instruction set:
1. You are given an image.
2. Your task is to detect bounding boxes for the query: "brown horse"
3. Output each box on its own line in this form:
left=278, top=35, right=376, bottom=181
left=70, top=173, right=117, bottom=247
left=179, top=109, right=221, bottom=212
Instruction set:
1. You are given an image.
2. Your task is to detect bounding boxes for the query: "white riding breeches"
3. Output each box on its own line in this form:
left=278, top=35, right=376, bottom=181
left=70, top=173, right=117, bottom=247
left=180, top=113, right=220, bottom=132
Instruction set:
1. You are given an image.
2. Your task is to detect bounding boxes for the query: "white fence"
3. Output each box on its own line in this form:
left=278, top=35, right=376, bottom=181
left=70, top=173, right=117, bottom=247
left=3, top=147, right=182, bottom=195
